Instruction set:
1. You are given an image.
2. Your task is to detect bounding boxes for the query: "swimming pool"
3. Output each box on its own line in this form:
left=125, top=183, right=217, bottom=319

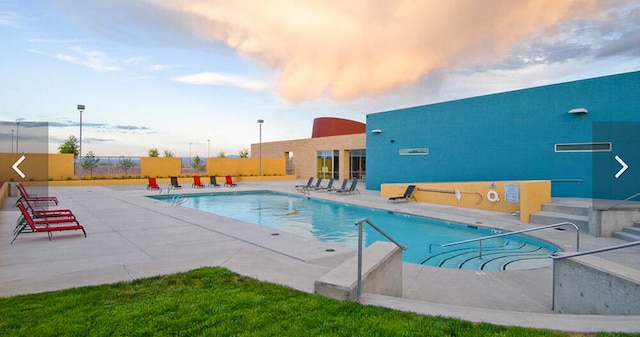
left=152, top=191, right=560, bottom=270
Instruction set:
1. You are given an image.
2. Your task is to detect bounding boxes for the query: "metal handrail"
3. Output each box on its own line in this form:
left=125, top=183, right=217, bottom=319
left=549, top=240, right=640, bottom=310
left=549, top=240, right=640, bottom=260
left=550, top=179, right=583, bottom=183
left=442, top=222, right=580, bottom=260
left=354, top=218, right=407, bottom=302
left=597, top=191, right=640, bottom=211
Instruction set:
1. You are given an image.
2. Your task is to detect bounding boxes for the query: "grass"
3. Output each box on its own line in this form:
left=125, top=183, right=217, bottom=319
left=0, top=267, right=634, bottom=337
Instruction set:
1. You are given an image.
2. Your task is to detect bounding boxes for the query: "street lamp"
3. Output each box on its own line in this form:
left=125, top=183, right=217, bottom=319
left=257, top=119, right=264, bottom=176
left=207, top=139, right=210, bottom=158
left=77, top=105, right=85, bottom=179
left=189, top=142, right=193, bottom=163
left=11, top=129, right=14, bottom=153
left=15, top=122, right=19, bottom=152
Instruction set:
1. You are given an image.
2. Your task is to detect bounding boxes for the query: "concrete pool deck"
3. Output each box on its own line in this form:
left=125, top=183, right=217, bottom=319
left=1, top=181, right=639, bottom=333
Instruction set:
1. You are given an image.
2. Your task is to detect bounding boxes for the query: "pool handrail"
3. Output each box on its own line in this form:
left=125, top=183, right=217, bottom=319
left=596, top=191, right=640, bottom=211
left=354, top=218, right=407, bottom=302
left=441, top=222, right=579, bottom=260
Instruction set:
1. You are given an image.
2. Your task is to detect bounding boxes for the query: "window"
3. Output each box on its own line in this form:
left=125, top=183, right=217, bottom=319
left=399, top=148, right=429, bottom=155
left=554, top=142, right=612, bottom=152
left=349, top=149, right=366, bottom=180
left=317, top=150, right=339, bottom=179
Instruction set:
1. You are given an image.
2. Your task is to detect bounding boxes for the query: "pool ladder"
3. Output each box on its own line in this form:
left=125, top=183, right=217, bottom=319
left=169, top=195, right=187, bottom=207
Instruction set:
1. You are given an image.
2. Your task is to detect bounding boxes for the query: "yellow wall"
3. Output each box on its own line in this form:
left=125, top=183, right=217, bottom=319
left=381, top=180, right=551, bottom=223
left=140, top=157, right=182, bottom=177
left=0, top=153, right=287, bottom=182
left=0, top=153, right=74, bottom=181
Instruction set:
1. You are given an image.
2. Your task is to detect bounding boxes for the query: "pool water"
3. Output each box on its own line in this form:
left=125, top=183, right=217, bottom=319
left=153, top=191, right=559, bottom=270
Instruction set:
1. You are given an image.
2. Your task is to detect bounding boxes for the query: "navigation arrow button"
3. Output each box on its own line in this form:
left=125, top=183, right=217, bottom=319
left=12, top=155, right=26, bottom=178
left=614, top=155, right=628, bottom=179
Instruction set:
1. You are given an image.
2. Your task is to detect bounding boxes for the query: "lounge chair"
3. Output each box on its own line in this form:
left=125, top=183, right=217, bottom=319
left=224, top=175, right=237, bottom=187
left=147, top=177, right=161, bottom=191
left=328, top=179, right=348, bottom=192
left=208, top=176, right=221, bottom=187
left=315, top=178, right=334, bottom=191
left=17, top=198, right=76, bottom=219
left=192, top=175, right=205, bottom=188
left=12, top=202, right=86, bottom=244
left=295, top=177, right=313, bottom=191
left=16, top=184, right=58, bottom=205
left=388, top=185, right=416, bottom=203
left=311, top=178, right=323, bottom=190
left=169, top=176, right=182, bottom=190
left=336, top=179, right=359, bottom=195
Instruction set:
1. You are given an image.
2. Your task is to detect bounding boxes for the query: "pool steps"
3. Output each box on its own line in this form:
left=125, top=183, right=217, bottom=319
left=314, top=241, right=403, bottom=300
left=613, top=222, right=640, bottom=242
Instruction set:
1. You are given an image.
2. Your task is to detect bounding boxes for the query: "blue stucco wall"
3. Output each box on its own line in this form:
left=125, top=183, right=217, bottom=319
left=366, top=71, right=640, bottom=199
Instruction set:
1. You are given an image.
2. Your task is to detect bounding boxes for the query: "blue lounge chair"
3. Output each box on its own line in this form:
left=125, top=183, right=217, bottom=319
left=295, top=177, right=314, bottom=192
left=388, top=185, right=416, bottom=202
left=336, top=179, right=359, bottom=195
left=328, top=179, right=348, bottom=192
left=315, top=178, right=334, bottom=191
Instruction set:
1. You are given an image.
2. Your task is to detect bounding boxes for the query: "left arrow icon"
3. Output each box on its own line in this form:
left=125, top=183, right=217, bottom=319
left=13, top=155, right=26, bottom=178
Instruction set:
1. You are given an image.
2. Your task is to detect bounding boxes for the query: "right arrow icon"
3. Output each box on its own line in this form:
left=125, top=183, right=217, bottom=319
left=614, top=155, right=628, bottom=179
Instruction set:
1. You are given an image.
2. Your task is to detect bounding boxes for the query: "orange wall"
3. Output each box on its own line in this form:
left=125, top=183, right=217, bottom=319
left=0, top=153, right=74, bottom=181
left=140, top=157, right=182, bottom=177
left=0, top=153, right=287, bottom=182
left=381, top=180, right=551, bottom=223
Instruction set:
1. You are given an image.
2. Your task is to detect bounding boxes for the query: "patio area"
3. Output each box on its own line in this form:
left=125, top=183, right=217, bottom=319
left=2, top=180, right=639, bottom=333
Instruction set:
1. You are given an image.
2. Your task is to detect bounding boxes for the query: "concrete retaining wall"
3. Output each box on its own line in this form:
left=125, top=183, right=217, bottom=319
left=553, top=255, right=640, bottom=314
left=314, top=241, right=403, bottom=300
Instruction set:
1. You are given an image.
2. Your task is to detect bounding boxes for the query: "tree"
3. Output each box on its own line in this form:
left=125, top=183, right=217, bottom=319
left=217, top=151, right=226, bottom=158
left=163, top=149, right=175, bottom=157
left=81, top=151, right=100, bottom=178
left=239, top=148, right=249, bottom=158
left=148, top=148, right=159, bottom=157
left=58, top=135, right=79, bottom=157
left=118, top=156, right=135, bottom=177
left=190, top=155, right=206, bottom=172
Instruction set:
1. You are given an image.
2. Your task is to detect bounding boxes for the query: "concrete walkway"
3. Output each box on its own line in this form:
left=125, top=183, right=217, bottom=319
left=2, top=181, right=639, bottom=333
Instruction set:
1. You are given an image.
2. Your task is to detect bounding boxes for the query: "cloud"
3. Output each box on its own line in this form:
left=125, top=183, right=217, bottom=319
left=143, top=0, right=627, bottom=102
left=172, top=72, right=268, bottom=91
left=54, top=46, right=121, bottom=72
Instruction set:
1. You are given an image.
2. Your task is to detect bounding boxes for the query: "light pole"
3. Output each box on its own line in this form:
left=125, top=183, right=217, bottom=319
left=15, top=122, right=19, bottom=152
left=77, top=105, right=85, bottom=179
left=11, top=129, right=14, bottom=153
left=257, top=119, right=263, bottom=176
left=207, top=139, right=210, bottom=158
left=189, top=142, right=193, bottom=163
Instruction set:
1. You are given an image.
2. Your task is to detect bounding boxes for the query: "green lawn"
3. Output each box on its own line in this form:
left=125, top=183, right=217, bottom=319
left=0, top=267, right=632, bottom=336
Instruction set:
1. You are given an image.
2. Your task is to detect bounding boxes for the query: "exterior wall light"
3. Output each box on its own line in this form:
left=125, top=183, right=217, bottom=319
left=370, top=129, right=382, bottom=134
left=568, top=108, right=588, bottom=114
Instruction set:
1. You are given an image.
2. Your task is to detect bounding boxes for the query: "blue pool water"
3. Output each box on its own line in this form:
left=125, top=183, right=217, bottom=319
left=152, top=191, right=560, bottom=270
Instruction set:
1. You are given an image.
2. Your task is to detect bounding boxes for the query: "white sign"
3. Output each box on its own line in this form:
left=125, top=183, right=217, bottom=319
left=505, top=184, right=519, bottom=203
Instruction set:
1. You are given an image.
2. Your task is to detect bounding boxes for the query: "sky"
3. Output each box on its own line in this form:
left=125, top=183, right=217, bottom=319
left=1, top=0, right=639, bottom=158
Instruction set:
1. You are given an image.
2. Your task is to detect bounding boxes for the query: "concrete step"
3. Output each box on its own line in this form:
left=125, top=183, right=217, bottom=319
left=613, top=231, right=640, bottom=242
left=623, top=226, right=640, bottom=236
left=541, top=203, right=590, bottom=217
left=529, top=211, right=589, bottom=232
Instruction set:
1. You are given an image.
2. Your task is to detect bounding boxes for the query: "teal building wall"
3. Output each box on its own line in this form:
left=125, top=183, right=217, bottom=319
left=366, top=71, right=640, bottom=199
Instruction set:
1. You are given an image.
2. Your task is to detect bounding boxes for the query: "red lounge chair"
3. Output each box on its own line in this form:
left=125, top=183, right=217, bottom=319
left=16, top=184, right=58, bottom=205
left=147, top=177, right=161, bottom=191
left=12, top=202, right=86, bottom=244
left=224, top=175, right=237, bottom=187
left=192, top=175, right=205, bottom=188
left=17, top=198, right=76, bottom=219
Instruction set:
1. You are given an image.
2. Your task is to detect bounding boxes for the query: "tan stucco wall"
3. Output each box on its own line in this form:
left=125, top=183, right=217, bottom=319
left=251, top=133, right=365, bottom=180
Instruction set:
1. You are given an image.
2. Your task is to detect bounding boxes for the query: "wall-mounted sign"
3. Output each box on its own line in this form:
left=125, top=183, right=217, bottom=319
left=399, top=148, right=429, bottom=156
left=505, top=184, right=519, bottom=203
